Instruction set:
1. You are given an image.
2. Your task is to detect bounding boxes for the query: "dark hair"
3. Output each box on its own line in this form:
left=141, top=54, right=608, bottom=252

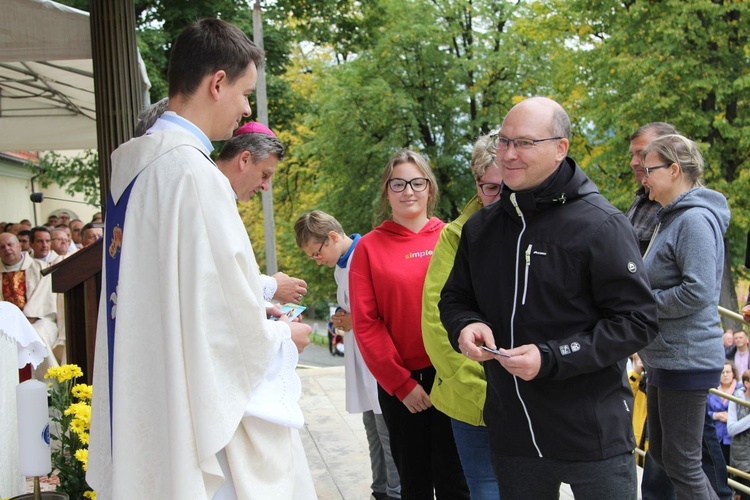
left=18, top=229, right=31, bottom=238
left=217, top=133, right=285, bottom=163
left=630, top=122, right=678, bottom=142
left=30, top=226, right=51, bottom=243
left=168, top=18, right=265, bottom=99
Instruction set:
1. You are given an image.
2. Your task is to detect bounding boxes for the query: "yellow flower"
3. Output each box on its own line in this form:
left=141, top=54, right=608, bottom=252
left=70, top=418, right=86, bottom=435
left=83, top=491, right=96, bottom=500
left=44, top=364, right=84, bottom=383
left=72, top=384, right=93, bottom=401
left=74, top=448, right=88, bottom=471
left=77, top=431, right=90, bottom=445
left=65, top=402, right=91, bottom=419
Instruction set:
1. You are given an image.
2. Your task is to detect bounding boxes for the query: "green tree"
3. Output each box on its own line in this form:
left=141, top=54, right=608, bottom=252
left=537, top=0, right=749, bottom=272
left=29, top=151, right=101, bottom=206
left=275, top=0, right=527, bottom=234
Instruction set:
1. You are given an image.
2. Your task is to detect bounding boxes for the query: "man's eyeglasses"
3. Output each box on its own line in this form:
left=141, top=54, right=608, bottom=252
left=312, top=237, right=327, bottom=259
left=478, top=182, right=502, bottom=197
left=644, top=163, right=671, bottom=177
left=388, top=177, right=430, bottom=193
left=489, top=134, right=563, bottom=151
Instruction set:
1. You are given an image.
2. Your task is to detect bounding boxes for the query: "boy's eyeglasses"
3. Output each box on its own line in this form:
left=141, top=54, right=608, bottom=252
left=312, top=237, right=328, bottom=259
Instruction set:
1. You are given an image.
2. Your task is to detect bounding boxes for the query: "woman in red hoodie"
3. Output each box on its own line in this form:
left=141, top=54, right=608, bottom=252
left=350, top=149, right=469, bottom=499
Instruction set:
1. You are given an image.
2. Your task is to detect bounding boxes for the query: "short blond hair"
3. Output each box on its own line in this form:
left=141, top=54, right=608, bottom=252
left=294, top=210, right=345, bottom=248
left=471, top=128, right=500, bottom=181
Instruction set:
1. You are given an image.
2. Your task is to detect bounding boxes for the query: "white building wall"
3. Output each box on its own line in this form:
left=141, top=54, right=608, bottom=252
left=0, top=162, right=34, bottom=223
left=0, top=155, right=100, bottom=227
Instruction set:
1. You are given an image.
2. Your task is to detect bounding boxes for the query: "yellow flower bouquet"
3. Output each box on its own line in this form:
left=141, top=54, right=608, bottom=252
left=44, top=365, right=95, bottom=499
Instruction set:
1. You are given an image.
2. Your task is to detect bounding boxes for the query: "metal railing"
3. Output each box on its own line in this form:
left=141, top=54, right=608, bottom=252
left=716, top=305, right=750, bottom=494
left=634, top=305, right=750, bottom=495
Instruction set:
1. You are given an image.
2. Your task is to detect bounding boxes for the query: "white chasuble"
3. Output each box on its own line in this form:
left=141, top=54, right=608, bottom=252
left=87, top=129, right=314, bottom=499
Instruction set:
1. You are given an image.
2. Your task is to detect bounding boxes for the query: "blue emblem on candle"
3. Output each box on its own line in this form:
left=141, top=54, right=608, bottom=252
left=42, top=423, right=50, bottom=446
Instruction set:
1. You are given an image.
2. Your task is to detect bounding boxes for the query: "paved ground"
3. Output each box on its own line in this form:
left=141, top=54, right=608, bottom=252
left=295, top=342, right=647, bottom=499
left=29, top=342, right=640, bottom=498
left=299, top=331, right=347, bottom=368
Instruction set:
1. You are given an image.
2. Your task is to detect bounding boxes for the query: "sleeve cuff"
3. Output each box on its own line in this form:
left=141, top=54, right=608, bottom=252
left=261, top=274, right=278, bottom=302
left=535, top=343, right=557, bottom=379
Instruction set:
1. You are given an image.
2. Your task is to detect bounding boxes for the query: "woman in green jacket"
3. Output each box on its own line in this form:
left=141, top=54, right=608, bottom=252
left=421, top=132, right=502, bottom=499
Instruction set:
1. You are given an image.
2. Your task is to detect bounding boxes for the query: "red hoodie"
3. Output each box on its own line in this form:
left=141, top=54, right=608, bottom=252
left=350, top=217, right=445, bottom=400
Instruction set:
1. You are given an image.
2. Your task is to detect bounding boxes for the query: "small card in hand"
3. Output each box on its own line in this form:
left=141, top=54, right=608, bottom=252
left=272, top=303, right=307, bottom=321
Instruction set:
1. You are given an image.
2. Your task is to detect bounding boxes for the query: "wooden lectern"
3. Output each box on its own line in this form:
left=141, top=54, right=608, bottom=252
left=42, top=239, right=103, bottom=384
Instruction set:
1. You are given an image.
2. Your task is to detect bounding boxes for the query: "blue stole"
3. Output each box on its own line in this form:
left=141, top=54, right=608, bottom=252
left=104, top=176, right=139, bottom=430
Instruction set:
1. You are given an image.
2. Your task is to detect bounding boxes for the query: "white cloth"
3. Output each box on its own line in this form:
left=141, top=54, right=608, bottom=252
left=87, top=128, right=314, bottom=499
left=0, top=303, right=42, bottom=498
left=245, top=336, right=305, bottom=429
left=336, top=248, right=381, bottom=414
left=0, top=302, right=48, bottom=369
left=49, top=252, right=68, bottom=366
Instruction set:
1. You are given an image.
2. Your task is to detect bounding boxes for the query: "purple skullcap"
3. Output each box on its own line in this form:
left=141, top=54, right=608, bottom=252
left=234, top=121, right=276, bottom=138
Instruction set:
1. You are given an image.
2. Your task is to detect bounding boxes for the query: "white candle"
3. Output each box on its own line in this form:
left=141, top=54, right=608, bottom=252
left=16, top=379, right=51, bottom=477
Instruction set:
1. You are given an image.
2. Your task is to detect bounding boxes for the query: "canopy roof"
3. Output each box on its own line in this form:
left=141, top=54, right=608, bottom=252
left=0, top=0, right=149, bottom=151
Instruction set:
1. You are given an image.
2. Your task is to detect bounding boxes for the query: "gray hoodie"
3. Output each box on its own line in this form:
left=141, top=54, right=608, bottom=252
left=639, top=187, right=730, bottom=385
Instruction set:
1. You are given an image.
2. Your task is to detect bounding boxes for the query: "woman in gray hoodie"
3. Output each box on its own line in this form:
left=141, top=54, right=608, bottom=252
left=638, top=134, right=731, bottom=500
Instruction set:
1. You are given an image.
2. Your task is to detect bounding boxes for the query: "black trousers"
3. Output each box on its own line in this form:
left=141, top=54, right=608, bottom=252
left=377, top=366, right=470, bottom=500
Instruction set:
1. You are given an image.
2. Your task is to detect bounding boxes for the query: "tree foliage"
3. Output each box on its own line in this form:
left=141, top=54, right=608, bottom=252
left=42, top=0, right=750, bottom=308
left=30, top=151, right=101, bottom=206
left=540, top=0, right=750, bottom=273
left=276, top=0, right=527, bottom=234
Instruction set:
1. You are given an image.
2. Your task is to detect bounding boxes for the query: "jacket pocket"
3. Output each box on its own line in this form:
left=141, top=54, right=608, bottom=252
left=642, top=333, right=678, bottom=356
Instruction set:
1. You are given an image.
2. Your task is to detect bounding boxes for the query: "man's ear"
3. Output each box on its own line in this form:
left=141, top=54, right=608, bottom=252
left=238, top=150, right=253, bottom=170
left=329, top=231, right=340, bottom=244
left=555, top=138, right=569, bottom=162
left=209, top=70, right=227, bottom=101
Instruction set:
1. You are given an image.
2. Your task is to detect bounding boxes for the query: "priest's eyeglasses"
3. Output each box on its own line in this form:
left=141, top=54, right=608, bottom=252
left=478, top=183, right=502, bottom=197
left=388, top=177, right=430, bottom=193
left=312, top=237, right=328, bottom=259
left=489, top=134, right=563, bottom=151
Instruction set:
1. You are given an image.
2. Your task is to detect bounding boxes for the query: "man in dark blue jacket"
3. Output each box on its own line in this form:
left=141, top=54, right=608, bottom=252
left=440, top=97, right=659, bottom=499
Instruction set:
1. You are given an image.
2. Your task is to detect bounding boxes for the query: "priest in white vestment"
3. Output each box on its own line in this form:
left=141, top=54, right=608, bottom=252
left=87, top=19, right=314, bottom=500
left=0, top=232, right=60, bottom=378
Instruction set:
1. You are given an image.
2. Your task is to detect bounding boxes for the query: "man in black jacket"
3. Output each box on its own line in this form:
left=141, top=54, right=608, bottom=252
left=439, top=97, right=659, bottom=499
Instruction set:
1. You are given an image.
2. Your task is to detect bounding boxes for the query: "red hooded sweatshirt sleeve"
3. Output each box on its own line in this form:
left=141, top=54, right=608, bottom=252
left=350, top=217, right=445, bottom=400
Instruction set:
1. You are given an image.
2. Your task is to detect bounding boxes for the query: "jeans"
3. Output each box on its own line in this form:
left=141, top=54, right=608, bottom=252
left=450, top=419, right=500, bottom=500
left=647, top=385, right=721, bottom=500
left=642, top=407, right=732, bottom=500
left=364, top=410, right=401, bottom=498
left=491, top=452, right=636, bottom=500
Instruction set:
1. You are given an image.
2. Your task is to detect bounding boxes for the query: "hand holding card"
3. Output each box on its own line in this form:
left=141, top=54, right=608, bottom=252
left=271, top=303, right=307, bottom=321
left=480, top=345, right=512, bottom=357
